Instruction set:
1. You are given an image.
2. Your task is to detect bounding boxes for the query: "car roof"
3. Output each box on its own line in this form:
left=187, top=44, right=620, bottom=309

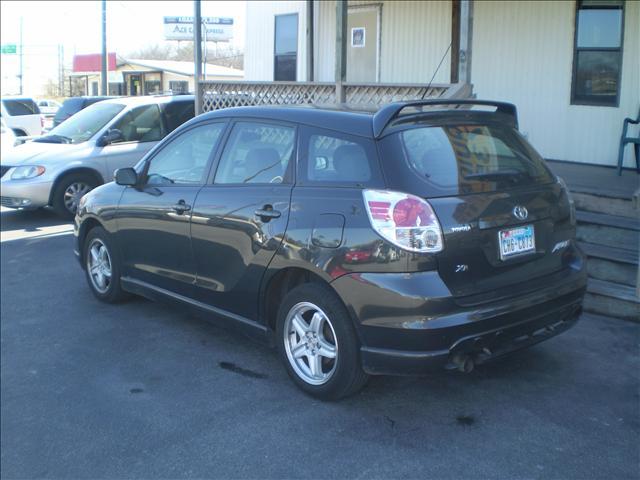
left=199, top=104, right=376, bottom=137
left=1, top=96, right=36, bottom=101
left=99, top=94, right=195, bottom=109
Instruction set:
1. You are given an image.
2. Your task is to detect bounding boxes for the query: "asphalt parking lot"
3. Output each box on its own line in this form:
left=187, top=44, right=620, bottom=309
left=1, top=207, right=639, bottom=479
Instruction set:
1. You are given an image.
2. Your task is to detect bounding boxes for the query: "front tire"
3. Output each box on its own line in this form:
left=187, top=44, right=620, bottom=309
left=276, top=283, right=369, bottom=400
left=83, top=226, right=127, bottom=303
left=52, top=173, right=98, bottom=219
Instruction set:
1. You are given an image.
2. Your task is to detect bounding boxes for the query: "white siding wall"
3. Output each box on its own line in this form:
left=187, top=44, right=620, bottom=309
left=472, top=0, right=640, bottom=167
left=244, top=1, right=308, bottom=81
left=314, top=0, right=452, bottom=83
left=244, top=0, right=639, bottom=167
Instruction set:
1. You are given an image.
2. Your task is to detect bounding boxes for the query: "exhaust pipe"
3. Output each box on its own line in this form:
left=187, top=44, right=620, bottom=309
left=451, top=353, right=475, bottom=373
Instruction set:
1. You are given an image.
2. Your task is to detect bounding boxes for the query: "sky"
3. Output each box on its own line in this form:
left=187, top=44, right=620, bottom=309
left=0, top=0, right=247, bottom=95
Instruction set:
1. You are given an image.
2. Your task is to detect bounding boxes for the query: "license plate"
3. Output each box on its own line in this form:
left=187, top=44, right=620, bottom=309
left=499, top=225, right=535, bottom=259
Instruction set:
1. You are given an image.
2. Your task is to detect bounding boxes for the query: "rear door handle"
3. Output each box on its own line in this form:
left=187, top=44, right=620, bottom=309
left=172, top=200, right=191, bottom=214
left=255, top=206, right=281, bottom=221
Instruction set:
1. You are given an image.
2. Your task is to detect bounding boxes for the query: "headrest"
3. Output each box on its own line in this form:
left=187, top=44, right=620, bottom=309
left=333, top=144, right=370, bottom=182
left=244, top=147, right=281, bottom=182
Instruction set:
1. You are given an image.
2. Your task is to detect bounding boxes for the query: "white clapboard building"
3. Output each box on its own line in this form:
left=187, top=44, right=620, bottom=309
left=239, top=0, right=639, bottom=169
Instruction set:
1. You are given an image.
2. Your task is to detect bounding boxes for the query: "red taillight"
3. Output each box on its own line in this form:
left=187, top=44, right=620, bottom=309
left=363, top=190, right=444, bottom=253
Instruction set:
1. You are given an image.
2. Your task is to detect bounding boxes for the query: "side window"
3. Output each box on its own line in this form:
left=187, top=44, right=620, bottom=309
left=146, top=123, right=225, bottom=186
left=214, top=122, right=295, bottom=184
left=305, top=130, right=376, bottom=185
left=162, top=101, right=195, bottom=134
left=111, top=104, right=163, bottom=143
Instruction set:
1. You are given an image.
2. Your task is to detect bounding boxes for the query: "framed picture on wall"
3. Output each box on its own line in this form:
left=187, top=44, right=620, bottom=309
left=351, top=27, right=365, bottom=48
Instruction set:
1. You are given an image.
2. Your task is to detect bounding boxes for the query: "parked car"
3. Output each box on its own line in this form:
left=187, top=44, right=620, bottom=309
left=0, top=95, right=195, bottom=217
left=73, top=100, right=587, bottom=400
left=52, top=96, right=114, bottom=128
left=37, top=99, right=62, bottom=115
left=0, top=97, right=44, bottom=137
left=1, top=117, right=17, bottom=155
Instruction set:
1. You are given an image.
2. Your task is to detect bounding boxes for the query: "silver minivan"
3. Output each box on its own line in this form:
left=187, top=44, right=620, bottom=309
left=0, top=95, right=194, bottom=218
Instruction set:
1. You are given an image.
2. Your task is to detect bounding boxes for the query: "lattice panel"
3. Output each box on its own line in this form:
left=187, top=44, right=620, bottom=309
left=201, top=82, right=467, bottom=112
left=344, top=85, right=448, bottom=106
left=202, top=82, right=337, bottom=112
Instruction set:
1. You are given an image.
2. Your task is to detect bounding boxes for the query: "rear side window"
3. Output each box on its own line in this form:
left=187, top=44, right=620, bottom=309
left=300, top=127, right=383, bottom=187
left=398, top=124, right=554, bottom=195
left=162, top=101, right=195, bottom=133
left=2, top=99, right=40, bottom=116
left=214, top=122, right=295, bottom=184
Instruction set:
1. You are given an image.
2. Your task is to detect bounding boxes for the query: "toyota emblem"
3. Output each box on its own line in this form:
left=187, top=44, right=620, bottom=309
left=513, top=205, right=528, bottom=221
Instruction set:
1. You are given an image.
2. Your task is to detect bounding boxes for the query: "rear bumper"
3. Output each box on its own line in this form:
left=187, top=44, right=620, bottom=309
left=360, top=298, right=582, bottom=375
left=330, top=248, right=587, bottom=375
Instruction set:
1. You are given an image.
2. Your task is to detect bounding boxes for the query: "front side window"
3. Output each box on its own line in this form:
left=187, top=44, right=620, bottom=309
left=214, top=122, right=295, bottom=184
left=571, top=0, right=624, bottom=106
left=110, top=104, right=163, bottom=143
left=274, top=14, right=298, bottom=81
left=146, top=123, right=225, bottom=186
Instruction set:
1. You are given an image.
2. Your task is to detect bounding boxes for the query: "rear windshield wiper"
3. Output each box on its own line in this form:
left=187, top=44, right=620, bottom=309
left=464, top=169, right=531, bottom=181
left=33, top=134, right=72, bottom=144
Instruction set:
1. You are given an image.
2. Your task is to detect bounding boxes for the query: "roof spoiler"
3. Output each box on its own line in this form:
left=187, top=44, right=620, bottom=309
left=372, top=99, right=518, bottom=138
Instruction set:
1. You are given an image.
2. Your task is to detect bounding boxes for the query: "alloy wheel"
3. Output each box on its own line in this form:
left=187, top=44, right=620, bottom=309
left=283, top=301, right=338, bottom=385
left=86, top=238, right=112, bottom=294
left=64, top=181, right=91, bottom=214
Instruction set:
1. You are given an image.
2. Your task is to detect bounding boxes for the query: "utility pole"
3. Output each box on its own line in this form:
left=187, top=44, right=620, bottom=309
left=58, top=44, right=64, bottom=96
left=194, top=0, right=203, bottom=115
left=101, top=0, right=108, bottom=95
left=334, top=1, right=347, bottom=103
left=19, top=17, right=23, bottom=95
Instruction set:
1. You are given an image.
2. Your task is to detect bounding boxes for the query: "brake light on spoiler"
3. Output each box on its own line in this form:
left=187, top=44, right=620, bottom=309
left=363, top=190, right=444, bottom=253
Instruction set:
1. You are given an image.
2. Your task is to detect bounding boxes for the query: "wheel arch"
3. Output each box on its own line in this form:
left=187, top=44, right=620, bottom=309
left=48, top=168, right=105, bottom=205
left=77, top=216, right=106, bottom=266
left=260, top=266, right=363, bottom=343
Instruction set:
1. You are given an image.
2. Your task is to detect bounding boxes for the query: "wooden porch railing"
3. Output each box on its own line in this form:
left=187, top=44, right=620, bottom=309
left=199, top=81, right=472, bottom=112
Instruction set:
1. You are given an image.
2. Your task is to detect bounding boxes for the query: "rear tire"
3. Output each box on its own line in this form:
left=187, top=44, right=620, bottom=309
left=276, top=283, right=369, bottom=400
left=52, top=173, right=98, bottom=219
left=83, top=226, right=128, bottom=303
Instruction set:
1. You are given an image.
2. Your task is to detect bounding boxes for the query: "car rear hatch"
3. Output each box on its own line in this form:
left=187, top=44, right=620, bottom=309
left=380, top=117, right=575, bottom=302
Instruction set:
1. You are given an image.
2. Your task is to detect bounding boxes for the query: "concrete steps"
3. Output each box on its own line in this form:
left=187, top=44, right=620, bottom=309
left=586, top=279, right=639, bottom=322
left=573, top=189, right=639, bottom=322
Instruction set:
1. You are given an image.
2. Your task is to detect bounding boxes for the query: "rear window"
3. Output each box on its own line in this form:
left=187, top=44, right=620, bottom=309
left=2, top=98, right=40, bottom=116
left=397, top=124, right=554, bottom=195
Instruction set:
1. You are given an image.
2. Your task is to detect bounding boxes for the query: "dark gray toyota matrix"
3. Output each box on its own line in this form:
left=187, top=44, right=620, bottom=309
left=74, top=100, right=587, bottom=399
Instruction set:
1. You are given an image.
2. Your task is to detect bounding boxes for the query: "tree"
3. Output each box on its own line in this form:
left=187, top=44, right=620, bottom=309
left=125, top=43, right=243, bottom=70
left=126, top=44, right=175, bottom=61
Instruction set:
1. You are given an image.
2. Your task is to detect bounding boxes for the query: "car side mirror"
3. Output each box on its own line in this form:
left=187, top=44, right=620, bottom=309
left=115, top=167, right=138, bottom=186
left=98, top=128, right=124, bottom=147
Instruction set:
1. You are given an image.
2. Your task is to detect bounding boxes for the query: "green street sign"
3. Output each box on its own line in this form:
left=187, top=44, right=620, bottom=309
left=1, top=44, right=17, bottom=54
